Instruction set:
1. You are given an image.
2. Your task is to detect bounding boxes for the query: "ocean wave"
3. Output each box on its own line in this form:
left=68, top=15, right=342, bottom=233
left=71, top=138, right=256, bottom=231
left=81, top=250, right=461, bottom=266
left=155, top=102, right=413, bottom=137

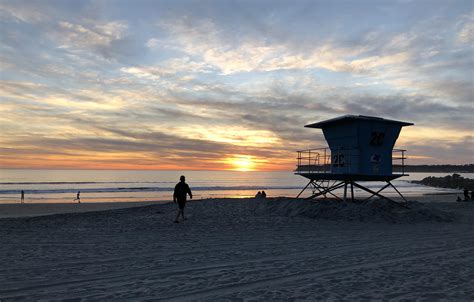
left=0, top=181, right=457, bottom=196
left=0, top=185, right=303, bottom=195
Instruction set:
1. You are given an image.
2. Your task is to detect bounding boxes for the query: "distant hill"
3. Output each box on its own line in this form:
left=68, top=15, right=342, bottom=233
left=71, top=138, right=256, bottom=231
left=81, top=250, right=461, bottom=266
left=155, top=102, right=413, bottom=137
left=394, top=164, right=474, bottom=173
left=412, top=174, right=474, bottom=191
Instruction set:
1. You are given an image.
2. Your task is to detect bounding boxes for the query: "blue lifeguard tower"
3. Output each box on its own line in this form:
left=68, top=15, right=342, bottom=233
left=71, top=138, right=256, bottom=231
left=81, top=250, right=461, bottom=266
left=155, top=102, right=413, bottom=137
left=295, top=115, right=413, bottom=204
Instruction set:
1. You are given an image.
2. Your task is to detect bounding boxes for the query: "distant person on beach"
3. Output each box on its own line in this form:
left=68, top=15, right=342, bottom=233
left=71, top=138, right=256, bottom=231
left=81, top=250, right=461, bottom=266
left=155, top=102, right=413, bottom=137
left=173, top=175, right=192, bottom=223
left=261, top=191, right=267, bottom=199
left=255, top=191, right=262, bottom=199
left=471, top=191, right=474, bottom=201
left=74, top=191, right=81, bottom=203
left=456, top=196, right=462, bottom=202
left=20, top=190, right=24, bottom=203
left=464, top=189, right=469, bottom=201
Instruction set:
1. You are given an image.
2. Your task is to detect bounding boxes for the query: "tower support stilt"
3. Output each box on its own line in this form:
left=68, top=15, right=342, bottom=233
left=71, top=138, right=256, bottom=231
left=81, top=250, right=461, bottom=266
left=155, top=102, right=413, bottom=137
left=297, top=178, right=409, bottom=208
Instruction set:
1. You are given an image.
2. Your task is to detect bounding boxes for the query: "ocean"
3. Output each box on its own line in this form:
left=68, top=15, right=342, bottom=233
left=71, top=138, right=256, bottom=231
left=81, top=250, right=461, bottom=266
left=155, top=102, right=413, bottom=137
left=0, top=169, right=470, bottom=204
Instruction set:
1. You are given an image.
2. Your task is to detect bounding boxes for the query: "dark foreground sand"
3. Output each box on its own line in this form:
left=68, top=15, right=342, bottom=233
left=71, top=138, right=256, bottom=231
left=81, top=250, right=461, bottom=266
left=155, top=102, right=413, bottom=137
left=1, top=196, right=473, bottom=300
left=0, top=201, right=169, bottom=218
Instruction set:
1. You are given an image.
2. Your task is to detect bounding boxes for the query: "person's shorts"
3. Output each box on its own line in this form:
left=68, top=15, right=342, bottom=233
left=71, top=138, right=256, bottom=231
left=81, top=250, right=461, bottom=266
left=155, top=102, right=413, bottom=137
left=177, top=199, right=186, bottom=209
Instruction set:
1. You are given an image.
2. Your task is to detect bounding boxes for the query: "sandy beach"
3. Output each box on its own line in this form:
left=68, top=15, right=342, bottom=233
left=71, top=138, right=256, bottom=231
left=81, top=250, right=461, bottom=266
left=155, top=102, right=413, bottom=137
left=1, top=196, right=473, bottom=300
left=0, top=201, right=169, bottom=219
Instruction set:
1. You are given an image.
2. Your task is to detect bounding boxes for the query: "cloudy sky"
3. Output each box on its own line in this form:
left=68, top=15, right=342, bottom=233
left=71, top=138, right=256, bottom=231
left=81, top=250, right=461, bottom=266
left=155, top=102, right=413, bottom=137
left=0, top=0, right=473, bottom=171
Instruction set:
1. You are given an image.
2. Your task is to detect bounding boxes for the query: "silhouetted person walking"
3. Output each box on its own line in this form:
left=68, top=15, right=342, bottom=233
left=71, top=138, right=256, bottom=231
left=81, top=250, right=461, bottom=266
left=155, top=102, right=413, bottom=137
left=20, top=190, right=24, bottom=203
left=173, top=175, right=192, bottom=223
left=74, top=191, right=81, bottom=203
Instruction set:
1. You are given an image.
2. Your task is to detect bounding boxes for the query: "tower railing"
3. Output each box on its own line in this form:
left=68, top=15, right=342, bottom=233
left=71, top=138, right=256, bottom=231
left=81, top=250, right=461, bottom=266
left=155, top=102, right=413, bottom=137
left=296, top=147, right=359, bottom=174
left=296, top=147, right=408, bottom=175
left=296, top=147, right=331, bottom=174
left=392, top=149, right=408, bottom=175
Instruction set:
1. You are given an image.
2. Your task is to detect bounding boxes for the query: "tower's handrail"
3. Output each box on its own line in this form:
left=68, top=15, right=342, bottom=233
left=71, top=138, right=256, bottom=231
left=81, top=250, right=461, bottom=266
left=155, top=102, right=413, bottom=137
left=296, top=147, right=331, bottom=174
left=392, top=149, right=408, bottom=175
left=296, top=147, right=408, bottom=175
left=296, top=147, right=359, bottom=174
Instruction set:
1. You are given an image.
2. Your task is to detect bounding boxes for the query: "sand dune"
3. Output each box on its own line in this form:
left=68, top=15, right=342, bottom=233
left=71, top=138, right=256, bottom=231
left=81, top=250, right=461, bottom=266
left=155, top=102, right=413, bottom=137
left=1, top=197, right=473, bottom=300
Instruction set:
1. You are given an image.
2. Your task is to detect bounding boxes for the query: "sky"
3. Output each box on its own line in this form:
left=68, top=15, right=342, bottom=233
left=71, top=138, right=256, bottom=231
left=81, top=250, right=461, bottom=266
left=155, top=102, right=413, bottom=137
left=0, top=0, right=473, bottom=171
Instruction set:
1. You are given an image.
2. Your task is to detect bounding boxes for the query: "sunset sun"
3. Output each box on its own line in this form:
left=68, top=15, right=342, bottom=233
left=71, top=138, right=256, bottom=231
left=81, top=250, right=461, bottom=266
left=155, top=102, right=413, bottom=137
left=228, top=156, right=255, bottom=171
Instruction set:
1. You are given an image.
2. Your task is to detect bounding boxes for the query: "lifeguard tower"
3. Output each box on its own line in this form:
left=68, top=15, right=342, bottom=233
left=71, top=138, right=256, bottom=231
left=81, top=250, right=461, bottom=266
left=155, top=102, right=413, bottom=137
left=295, top=115, right=413, bottom=204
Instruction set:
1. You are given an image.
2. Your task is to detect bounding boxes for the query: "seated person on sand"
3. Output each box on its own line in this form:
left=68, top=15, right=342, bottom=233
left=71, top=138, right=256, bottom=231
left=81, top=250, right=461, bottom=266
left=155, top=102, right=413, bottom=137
left=261, top=191, right=267, bottom=199
left=457, top=196, right=462, bottom=202
left=255, top=191, right=262, bottom=199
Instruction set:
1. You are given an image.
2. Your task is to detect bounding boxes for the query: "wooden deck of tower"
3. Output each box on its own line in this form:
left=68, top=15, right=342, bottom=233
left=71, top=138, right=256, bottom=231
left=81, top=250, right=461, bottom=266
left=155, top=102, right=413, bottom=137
left=295, top=115, right=414, bottom=204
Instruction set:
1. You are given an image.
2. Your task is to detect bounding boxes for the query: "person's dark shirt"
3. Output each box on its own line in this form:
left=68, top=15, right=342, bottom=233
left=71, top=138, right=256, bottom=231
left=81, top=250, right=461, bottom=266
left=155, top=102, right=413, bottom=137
left=174, top=182, right=192, bottom=201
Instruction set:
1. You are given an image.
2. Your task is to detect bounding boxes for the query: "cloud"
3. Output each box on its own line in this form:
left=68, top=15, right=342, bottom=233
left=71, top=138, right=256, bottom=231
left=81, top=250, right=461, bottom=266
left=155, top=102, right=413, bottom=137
left=153, top=18, right=404, bottom=75
left=407, top=136, right=474, bottom=164
left=0, top=124, right=288, bottom=170
left=349, top=52, right=411, bottom=74
left=51, top=20, right=132, bottom=60
left=1, top=1, right=473, bottom=169
left=121, top=57, right=214, bottom=81
left=0, top=1, right=49, bottom=23
left=456, top=13, right=474, bottom=44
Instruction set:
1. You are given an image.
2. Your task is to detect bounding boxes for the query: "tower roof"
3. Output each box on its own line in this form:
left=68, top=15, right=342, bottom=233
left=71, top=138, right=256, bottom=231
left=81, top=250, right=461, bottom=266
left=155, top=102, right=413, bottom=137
left=305, top=115, right=414, bottom=129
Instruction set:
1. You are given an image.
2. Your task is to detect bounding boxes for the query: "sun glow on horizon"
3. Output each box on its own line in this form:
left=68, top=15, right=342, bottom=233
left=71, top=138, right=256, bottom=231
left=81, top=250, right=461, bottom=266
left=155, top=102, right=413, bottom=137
left=226, top=155, right=256, bottom=171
